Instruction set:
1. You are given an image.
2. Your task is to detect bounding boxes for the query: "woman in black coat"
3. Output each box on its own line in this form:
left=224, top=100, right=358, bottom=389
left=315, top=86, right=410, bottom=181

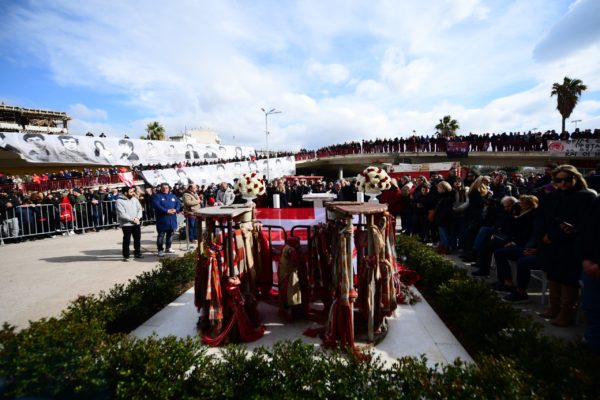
left=535, top=165, right=596, bottom=326
left=581, top=196, right=600, bottom=353
left=459, top=175, right=491, bottom=258
left=411, top=183, right=436, bottom=242
left=434, top=181, right=455, bottom=254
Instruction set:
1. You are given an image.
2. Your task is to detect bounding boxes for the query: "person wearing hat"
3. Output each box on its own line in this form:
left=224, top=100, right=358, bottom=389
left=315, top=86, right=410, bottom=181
left=116, top=186, right=143, bottom=261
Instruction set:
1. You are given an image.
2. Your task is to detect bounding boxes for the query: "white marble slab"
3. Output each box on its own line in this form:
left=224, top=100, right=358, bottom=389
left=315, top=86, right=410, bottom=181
left=132, top=287, right=473, bottom=369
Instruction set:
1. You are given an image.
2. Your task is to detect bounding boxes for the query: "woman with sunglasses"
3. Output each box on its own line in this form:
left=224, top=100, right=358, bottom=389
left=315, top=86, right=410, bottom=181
left=535, top=165, right=596, bottom=326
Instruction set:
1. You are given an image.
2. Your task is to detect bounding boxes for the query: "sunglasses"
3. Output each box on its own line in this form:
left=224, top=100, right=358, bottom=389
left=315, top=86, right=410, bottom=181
left=554, top=176, right=573, bottom=183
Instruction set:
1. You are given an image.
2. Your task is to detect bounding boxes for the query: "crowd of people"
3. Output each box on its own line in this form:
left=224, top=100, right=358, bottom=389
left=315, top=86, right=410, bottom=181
left=373, top=164, right=599, bottom=353
left=1, top=156, right=599, bottom=352
left=294, top=128, right=600, bottom=160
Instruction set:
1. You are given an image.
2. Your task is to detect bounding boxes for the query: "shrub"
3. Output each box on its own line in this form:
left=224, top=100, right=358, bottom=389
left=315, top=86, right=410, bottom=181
left=62, top=251, right=196, bottom=333
left=2, top=239, right=600, bottom=398
left=0, top=318, right=118, bottom=399
left=396, top=234, right=600, bottom=399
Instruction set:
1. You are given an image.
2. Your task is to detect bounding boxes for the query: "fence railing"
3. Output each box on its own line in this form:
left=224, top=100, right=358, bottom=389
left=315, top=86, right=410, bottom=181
left=0, top=173, right=140, bottom=194
left=0, top=200, right=155, bottom=244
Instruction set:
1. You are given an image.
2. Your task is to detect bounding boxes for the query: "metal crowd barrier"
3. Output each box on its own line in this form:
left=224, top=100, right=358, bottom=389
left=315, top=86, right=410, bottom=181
left=0, top=200, right=156, bottom=245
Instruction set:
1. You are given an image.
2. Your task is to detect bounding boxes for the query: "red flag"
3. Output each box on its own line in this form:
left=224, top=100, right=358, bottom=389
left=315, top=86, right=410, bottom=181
left=255, top=208, right=325, bottom=243
left=118, top=172, right=134, bottom=187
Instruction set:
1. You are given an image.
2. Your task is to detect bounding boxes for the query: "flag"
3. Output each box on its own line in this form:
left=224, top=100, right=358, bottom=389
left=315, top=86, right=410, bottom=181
left=255, top=208, right=325, bottom=243
left=255, top=207, right=357, bottom=272
left=118, top=172, right=135, bottom=187
left=446, top=141, right=469, bottom=158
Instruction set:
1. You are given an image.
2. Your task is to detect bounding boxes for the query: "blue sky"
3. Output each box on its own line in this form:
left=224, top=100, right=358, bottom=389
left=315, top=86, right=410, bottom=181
left=1, top=0, right=599, bottom=151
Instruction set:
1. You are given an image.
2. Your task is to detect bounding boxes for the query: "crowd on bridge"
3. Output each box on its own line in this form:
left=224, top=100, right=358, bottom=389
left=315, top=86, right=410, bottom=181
left=294, top=128, right=600, bottom=160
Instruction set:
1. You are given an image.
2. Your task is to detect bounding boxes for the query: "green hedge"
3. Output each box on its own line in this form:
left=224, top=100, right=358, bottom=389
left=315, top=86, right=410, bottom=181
left=396, top=235, right=600, bottom=399
left=1, top=241, right=599, bottom=399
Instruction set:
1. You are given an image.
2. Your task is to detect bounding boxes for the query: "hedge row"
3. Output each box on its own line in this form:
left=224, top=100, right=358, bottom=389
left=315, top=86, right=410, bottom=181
left=396, top=235, right=600, bottom=399
left=1, top=241, right=598, bottom=399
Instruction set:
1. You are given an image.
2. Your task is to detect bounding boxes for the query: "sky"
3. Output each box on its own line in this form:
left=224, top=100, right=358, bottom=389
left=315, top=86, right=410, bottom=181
left=1, top=0, right=600, bottom=151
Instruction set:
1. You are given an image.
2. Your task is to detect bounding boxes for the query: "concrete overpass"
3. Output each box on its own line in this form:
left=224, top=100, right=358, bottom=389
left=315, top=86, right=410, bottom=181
left=295, top=151, right=600, bottom=179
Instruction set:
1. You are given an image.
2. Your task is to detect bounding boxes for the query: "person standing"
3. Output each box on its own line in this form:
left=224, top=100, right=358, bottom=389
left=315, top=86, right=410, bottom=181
left=581, top=196, right=600, bottom=353
left=115, top=186, right=143, bottom=261
left=182, top=184, right=201, bottom=243
left=535, top=165, right=596, bottom=326
left=152, top=183, right=181, bottom=257
left=215, top=181, right=234, bottom=206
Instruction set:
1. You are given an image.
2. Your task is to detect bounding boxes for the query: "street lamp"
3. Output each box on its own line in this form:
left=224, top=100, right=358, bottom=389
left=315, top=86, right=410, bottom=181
left=261, top=107, right=282, bottom=181
left=572, top=119, right=582, bottom=129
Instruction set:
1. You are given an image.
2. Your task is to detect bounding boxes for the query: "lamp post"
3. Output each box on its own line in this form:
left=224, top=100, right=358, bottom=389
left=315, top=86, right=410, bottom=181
left=261, top=107, right=282, bottom=181
left=572, top=119, right=582, bottom=129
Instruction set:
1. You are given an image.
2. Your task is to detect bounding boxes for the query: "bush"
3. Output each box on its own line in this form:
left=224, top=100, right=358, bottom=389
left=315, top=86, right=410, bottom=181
left=396, top=235, right=465, bottom=290
left=0, top=318, right=118, bottom=399
left=396, top=234, right=600, bottom=399
left=62, top=251, right=196, bottom=333
left=2, top=240, right=599, bottom=398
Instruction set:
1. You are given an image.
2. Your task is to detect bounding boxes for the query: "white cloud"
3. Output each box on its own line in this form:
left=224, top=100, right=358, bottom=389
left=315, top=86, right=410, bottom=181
left=306, top=61, right=350, bottom=85
left=1, top=0, right=599, bottom=150
left=534, top=0, right=600, bottom=62
left=68, top=104, right=107, bottom=121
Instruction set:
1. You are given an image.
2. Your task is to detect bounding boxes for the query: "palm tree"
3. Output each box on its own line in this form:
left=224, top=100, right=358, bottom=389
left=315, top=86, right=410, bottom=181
left=435, top=115, right=460, bottom=138
left=142, top=121, right=166, bottom=140
left=551, top=77, right=587, bottom=133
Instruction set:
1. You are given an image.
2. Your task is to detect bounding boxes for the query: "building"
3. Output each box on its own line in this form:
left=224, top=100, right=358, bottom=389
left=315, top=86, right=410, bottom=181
left=0, top=104, right=70, bottom=134
left=169, top=128, right=220, bottom=144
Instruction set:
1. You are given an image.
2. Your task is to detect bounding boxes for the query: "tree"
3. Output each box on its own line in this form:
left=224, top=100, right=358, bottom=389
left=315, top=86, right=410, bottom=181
left=142, top=121, right=166, bottom=140
left=435, top=115, right=460, bottom=138
left=551, top=77, right=587, bottom=133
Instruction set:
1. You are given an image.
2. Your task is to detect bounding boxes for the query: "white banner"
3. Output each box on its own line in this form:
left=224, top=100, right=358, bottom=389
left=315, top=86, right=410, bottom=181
left=140, top=156, right=296, bottom=187
left=388, top=162, right=454, bottom=173
left=0, top=131, right=255, bottom=166
left=548, top=139, right=600, bottom=157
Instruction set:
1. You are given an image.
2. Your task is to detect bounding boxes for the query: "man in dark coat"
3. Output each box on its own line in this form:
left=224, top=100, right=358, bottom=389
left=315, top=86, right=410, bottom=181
left=152, top=183, right=182, bottom=256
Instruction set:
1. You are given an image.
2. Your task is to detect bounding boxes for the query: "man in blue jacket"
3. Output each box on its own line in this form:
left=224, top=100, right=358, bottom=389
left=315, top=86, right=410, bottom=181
left=152, top=183, right=181, bottom=256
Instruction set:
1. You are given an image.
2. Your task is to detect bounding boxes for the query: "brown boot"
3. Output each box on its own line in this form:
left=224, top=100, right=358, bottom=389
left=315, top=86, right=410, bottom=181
left=551, top=285, right=579, bottom=327
left=539, top=280, right=561, bottom=319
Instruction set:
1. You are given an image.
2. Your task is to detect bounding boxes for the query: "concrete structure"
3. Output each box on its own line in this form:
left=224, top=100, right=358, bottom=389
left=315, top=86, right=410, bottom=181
left=295, top=151, right=600, bottom=178
left=0, top=104, right=70, bottom=134
left=169, top=128, right=220, bottom=144
left=132, top=286, right=473, bottom=369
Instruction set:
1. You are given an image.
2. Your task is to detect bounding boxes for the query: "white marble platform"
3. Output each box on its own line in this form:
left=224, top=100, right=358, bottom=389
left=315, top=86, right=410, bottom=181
left=132, top=287, right=473, bottom=369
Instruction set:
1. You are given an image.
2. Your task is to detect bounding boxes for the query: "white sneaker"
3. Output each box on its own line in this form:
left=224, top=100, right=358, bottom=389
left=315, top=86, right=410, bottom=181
left=165, top=248, right=175, bottom=254
left=157, top=251, right=165, bottom=257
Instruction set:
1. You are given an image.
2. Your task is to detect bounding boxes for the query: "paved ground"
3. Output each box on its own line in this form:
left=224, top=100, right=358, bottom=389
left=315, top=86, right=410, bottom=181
left=0, top=225, right=193, bottom=329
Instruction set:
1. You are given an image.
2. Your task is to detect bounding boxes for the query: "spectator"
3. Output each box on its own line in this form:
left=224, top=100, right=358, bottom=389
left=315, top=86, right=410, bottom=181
left=493, top=194, right=540, bottom=302
left=451, top=177, right=469, bottom=250
left=535, top=165, right=596, bottom=326
left=460, top=175, right=492, bottom=261
left=581, top=196, right=600, bottom=353
left=116, top=186, right=143, bottom=261
left=434, top=181, right=454, bottom=254
left=215, top=182, right=234, bottom=206
left=182, top=184, right=201, bottom=243
left=411, top=182, right=436, bottom=242
left=152, top=183, right=181, bottom=257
